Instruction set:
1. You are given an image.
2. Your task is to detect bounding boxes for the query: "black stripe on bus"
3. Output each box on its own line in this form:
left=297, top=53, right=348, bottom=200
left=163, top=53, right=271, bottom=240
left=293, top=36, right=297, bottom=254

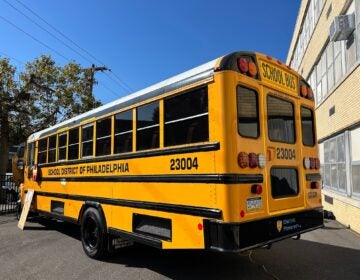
left=305, top=173, right=321, bottom=181
left=39, top=142, right=220, bottom=168
left=40, top=173, right=263, bottom=184
left=35, top=191, right=223, bottom=219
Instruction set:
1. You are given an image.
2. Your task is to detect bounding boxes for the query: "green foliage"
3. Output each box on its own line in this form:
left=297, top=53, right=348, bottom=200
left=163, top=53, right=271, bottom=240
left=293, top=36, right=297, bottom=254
left=0, top=55, right=102, bottom=174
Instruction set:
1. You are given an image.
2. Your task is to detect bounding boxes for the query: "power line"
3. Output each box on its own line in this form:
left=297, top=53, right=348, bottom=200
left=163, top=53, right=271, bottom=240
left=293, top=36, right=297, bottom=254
left=104, top=72, right=133, bottom=93
left=0, top=50, right=25, bottom=65
left=98, top=80, right=123, bottom=99
left=0, top=14, right=70, bottom=62
left=14, top=0, right=133, bottom=94
left=15, top=0, right=107, bottom=66
left=2, top=0, right=93, bottom=65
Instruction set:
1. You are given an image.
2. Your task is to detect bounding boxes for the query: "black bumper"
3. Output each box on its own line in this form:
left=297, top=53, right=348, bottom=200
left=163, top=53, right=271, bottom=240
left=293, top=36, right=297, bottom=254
left=204, top=208, right=323, bottom=252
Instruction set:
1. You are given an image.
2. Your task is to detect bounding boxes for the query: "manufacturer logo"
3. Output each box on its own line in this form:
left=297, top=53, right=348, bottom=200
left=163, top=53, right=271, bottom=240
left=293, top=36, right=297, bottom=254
left=276, top=220, right=283, bottom=232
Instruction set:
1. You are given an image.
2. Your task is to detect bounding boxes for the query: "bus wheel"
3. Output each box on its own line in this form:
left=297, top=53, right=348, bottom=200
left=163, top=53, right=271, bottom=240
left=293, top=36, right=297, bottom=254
left=81, top=207, right=108, bottom=259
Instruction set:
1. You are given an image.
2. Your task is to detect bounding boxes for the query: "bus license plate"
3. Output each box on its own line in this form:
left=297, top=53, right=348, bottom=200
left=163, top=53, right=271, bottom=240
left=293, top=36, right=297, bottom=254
left=247, top=197, right=262, bottom=211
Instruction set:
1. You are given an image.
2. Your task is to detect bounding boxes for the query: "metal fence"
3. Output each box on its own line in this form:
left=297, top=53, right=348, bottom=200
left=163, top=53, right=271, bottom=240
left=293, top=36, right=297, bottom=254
left=0, top=174, right=19, bottom=214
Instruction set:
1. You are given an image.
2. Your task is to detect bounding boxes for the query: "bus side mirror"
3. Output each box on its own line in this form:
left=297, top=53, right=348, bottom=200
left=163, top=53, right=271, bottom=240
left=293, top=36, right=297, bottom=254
left=17, top=159, right=24, bottom=170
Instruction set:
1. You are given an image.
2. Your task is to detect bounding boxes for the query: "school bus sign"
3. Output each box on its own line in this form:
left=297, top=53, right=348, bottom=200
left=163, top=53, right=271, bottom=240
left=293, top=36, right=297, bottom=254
left=259, top=59, right=298, bottom=94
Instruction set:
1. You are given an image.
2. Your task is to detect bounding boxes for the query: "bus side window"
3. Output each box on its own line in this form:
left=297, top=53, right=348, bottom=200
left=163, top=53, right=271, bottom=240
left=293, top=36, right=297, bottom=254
left=137, top=102, right=159, bottom=151
left=164, top=87, right=209, bottom=147
left=26, top=142, right=35, bottom=167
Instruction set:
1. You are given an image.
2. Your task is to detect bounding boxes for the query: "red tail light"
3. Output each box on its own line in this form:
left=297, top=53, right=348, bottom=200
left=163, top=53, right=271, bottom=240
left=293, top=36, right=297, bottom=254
left=315, top=158, right=320, bottom=169
left=311, top=182, right=320, bottom=189
left=251, top=184, right=263, bottom=195
left=300, top=81, right=314, bottom=101
left=310, top=158, right=316, bottom=169
left=237, top=56, right=258, bottom=77
left=238, top=152, right=249, bottom=168
left=248, top=153, right=258, bottom=168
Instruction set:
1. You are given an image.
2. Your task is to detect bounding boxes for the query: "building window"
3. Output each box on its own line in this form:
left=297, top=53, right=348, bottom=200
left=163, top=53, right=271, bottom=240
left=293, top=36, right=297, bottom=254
left=290, top=0, right=326, bottom=70
left=114, top=110, right=133, bottom=154
left=82, top=124, right=94, bottom=157
left=68, top=128, right=79, bottom=160
left=351, top=128, right=360, bottom=196
left=137, top=101, right=159, bottom=151
left=48, top=135, right=56, bottom=163
left=164, top=87, right=208, bottom=146
left=96, top=118, right=111, bottom=157
left=58, top=133, right=67, bottom=161
left=323, top=134, right=346, bottom=192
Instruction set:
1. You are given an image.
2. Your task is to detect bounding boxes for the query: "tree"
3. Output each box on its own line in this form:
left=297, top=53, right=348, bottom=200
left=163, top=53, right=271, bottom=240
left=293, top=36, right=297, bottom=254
left=0, top=55, right=102, bottom=175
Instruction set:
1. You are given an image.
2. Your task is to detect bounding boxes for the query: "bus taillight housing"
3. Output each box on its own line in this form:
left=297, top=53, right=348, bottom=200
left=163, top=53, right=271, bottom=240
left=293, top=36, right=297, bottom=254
left=300, top=80, right=314, bottom=101
left=237, top=56, right=258, bottom=78
left=238, top=152, right=266, bottom=169
left=304, top=157, right=320, bottom=170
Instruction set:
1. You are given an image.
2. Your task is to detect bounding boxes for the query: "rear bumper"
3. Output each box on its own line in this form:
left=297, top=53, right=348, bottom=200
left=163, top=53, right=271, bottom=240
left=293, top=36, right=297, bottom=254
left=204, top=208, right=323, bottom=252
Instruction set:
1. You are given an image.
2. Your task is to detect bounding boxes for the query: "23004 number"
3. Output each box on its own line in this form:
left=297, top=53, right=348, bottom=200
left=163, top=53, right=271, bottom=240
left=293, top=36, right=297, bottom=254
left=170, top=157, right=199, bottom=170
left=276, top=148, right=296, bottom=160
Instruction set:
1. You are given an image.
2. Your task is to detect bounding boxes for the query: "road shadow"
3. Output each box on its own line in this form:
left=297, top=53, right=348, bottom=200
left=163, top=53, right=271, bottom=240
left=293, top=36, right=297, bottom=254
left=24, top=217, right=81, bottom=241
left=23, top=218, right=360, bottom=280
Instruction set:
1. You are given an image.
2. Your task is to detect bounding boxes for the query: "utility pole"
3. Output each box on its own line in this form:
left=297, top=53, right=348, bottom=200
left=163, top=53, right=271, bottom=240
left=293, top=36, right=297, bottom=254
left=88, top=64, right=109, bottom=95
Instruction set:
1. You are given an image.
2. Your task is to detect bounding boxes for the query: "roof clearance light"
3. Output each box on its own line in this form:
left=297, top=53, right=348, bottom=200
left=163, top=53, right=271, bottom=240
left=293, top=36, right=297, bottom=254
left=238, top=152, right=249, bottom=168
left=248, top=62, right=258, bottom=76
left=238, top=58, right=249, bottom=73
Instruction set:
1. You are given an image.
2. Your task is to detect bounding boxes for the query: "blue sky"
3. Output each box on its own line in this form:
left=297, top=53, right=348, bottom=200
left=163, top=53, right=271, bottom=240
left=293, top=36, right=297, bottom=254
left=0, top=0, right=300, bottom=104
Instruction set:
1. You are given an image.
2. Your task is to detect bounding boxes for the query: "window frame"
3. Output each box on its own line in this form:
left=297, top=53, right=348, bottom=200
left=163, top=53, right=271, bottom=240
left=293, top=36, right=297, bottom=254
left=236, top=85, right=260, bottom=139
left=68, top=127, right=79, bottom=161
left=96, top=117, right=112, bottom=157
left=58, top=132, right=67, bottom=161
left=136, top=101, right=160, bottom=151
left=81, top=123, right=94, bottom=158
left=267, top=94, right=296, bottom=144
left=37, top=138, right=48, bottom=164
left=164, top=86, right=209, bottom=147
left=301, top=106, right=316, bottom=147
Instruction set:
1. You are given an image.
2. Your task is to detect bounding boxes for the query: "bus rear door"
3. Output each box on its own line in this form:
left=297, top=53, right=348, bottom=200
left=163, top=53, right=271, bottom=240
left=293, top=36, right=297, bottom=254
left=264, top=90, right=304, bottom=213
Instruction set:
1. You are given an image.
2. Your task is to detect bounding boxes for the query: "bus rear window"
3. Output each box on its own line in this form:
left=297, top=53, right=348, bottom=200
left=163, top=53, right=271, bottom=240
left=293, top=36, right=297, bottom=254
left=267, top=95, right=295, bottom=144
left=237, top=86, right=259, bottom=138
left=301, top=106, right=315, bottom=146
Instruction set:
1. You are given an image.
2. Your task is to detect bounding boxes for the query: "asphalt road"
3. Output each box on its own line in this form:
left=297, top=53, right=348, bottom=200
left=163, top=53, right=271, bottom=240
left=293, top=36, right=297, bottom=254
left=0, top=215, right=359, bottom=280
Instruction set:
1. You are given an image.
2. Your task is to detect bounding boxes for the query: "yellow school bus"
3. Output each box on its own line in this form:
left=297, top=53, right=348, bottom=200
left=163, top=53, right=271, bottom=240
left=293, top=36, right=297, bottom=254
left=22, top=51, right=323, bottom=259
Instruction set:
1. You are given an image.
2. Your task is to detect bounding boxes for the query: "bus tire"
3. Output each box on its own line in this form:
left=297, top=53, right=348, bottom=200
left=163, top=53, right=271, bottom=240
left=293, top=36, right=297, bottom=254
left=81, top=207, right=108, bottom=259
